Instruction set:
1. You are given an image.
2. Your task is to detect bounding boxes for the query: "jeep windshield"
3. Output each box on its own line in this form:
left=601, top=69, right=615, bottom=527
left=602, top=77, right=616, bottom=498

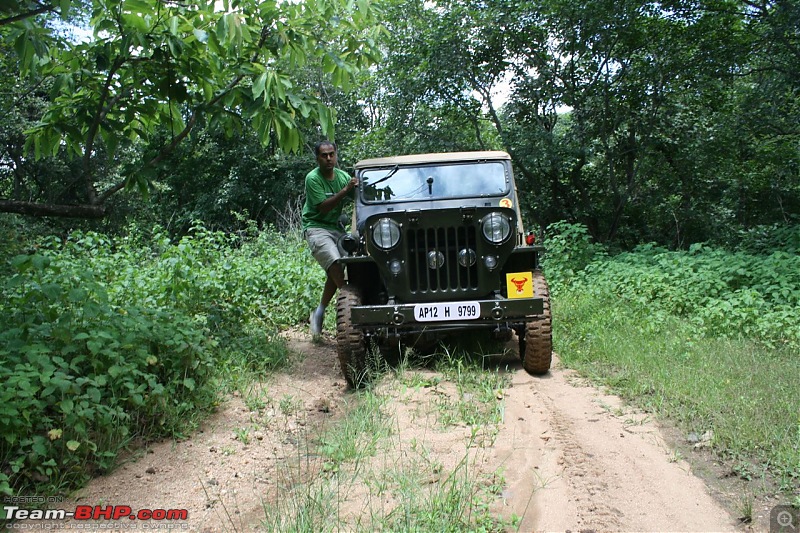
left=359, top=161, right=509, bottom=203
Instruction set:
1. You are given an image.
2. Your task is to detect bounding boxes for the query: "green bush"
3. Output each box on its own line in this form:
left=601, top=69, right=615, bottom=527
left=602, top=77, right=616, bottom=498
left=541, top=221, right=606, bottom=290
left=0, top=252, right=216, bottom=496
left=547, top=222, right=800, bottom=485
left=543, top=221, right=800, bottom=348
left=0, top=222, right=323, bottom=498
left=578, top=244, right=800, bottom=347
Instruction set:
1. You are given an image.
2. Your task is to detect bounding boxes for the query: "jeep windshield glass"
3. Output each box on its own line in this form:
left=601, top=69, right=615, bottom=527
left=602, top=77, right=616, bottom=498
left=360, top=162, right=508, bottom=203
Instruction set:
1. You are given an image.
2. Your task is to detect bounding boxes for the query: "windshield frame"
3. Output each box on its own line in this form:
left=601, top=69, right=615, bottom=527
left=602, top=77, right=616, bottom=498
left=357, top=161, right=511, bottom=205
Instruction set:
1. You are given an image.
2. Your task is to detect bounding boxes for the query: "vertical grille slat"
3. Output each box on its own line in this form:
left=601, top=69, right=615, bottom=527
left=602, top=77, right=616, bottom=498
left=407, top=224, right=478, bottom=295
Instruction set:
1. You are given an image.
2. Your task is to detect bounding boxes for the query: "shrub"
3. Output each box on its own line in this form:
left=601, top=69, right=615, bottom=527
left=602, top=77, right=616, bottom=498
left=0, top=222, right=322, bottom=498
left=541, top=221, right=606, bottom=291
left=0, top=253, right=216, bottom=496
left=541, top=221, right=800, bottom=348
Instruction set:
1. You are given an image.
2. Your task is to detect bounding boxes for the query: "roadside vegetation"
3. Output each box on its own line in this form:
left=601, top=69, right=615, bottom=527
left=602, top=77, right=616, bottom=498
left=2, top=213, right=799, bottom=524
left=1, top=211, right=520, bottom=530
left=544, top=222, right=800, bottom=504
left=0, top=218, right=321, bottom=499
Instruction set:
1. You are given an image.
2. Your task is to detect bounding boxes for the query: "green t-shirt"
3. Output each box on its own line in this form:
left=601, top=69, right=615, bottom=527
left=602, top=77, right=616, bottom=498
left=301, top=167, right=354, bottom=231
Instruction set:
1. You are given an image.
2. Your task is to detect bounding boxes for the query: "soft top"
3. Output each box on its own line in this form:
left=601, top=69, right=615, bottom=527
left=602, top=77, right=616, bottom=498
left=354, top=151, right=511, bottom=170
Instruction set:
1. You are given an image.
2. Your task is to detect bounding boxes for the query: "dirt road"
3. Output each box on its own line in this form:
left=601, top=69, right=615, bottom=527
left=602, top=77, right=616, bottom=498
left=47, top=332, right=747, bottom=532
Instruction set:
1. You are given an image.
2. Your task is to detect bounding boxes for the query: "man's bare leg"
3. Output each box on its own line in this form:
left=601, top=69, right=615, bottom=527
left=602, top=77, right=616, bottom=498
left=321, top=273, right=338, bottom=307
left=312, top=262, right=346, bottom=336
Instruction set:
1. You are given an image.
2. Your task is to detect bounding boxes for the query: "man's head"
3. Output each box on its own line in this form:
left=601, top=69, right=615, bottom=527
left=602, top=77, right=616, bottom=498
left=314, top=141, right=338, bottom=174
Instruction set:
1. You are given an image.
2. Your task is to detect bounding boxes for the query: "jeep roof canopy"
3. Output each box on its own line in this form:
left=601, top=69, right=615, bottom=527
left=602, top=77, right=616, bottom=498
left=354, top=150, right=512, bottom=170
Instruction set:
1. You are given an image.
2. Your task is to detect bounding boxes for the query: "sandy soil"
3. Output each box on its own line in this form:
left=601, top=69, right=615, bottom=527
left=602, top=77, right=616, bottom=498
left=32, top=331, right=761, bottom=532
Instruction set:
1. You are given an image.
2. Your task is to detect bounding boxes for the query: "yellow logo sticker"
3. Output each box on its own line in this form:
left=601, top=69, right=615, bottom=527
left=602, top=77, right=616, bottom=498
left=506, top=272, right=533, bottom=298
left=499, top=198, right=512, bottom=208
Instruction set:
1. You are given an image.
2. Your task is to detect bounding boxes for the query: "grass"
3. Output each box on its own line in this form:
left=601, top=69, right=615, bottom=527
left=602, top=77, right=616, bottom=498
left=259, top=345, right=518, bottom=532
left=432, top=346, right=510, bottom=435
left=553, top=289, right=800, bottom=494
left=318, top=392, right=392, bottom=473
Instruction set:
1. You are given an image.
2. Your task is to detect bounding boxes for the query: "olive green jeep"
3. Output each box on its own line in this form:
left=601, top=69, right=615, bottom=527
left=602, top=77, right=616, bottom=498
left=335, top=151, right=552, bottom=387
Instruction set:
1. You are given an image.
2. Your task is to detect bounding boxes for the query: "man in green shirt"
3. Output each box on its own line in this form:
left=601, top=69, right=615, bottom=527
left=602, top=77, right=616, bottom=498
left=302, top=141, right=358, bottom=337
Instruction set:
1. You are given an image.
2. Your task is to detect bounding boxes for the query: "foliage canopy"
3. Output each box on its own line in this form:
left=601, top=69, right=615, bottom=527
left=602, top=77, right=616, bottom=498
left=0, top=0, right=382, bottom=218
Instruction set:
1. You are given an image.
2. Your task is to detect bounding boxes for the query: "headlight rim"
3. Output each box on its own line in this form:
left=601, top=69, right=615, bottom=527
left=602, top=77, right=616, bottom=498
left=372, top=217, right=401, bottom=250
left=481, top=212, right=512, bottom=244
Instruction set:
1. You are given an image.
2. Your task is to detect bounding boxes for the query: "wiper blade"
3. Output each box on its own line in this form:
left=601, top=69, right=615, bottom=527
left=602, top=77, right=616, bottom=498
left=368, top=165, right=399, bottom=187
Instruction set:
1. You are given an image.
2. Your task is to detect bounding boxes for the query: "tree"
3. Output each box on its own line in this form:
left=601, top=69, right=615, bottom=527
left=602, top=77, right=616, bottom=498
left=361, top=0, right=798, bottom=247
left=0, top=0, right=383, bottom=218
left=362, top=0, right=508, bottom=156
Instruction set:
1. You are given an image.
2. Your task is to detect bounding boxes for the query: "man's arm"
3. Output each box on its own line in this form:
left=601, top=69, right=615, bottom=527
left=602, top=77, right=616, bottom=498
left=317, top=176, right=358, bottom=215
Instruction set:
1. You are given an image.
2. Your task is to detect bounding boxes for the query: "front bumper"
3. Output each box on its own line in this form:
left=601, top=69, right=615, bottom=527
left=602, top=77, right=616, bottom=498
left=350, top=297, right=544, bottom=328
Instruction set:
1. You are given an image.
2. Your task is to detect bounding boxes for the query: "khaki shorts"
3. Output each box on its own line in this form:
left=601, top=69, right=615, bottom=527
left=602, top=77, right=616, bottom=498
left=305, top=227, right=344, bottom=272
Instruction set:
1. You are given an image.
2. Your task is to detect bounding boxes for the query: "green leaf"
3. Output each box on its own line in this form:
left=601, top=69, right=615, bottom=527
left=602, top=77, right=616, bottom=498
left=41, top=283, right=62, bottom=300
left=193, top=28, right=209, bottom=43
left=318, top=104, right=334, bottom=139
left=68, top=288, right=87, bottom=302
left=31, top=254, right=51, bottom=271
left=60, top=399, right=74, bottom=415
left=86, top=388, right=101, bottom=403
left=59, top=0, right=72, bottom=19
left=252, top=72, right=267, bottom=99
left=11, top=255, right=31, bottom=272
left=122, top=13, right=148, bottom=33
left=215, top=15, right=228, bottom=43
left=167, top=36, right=183, bottom=58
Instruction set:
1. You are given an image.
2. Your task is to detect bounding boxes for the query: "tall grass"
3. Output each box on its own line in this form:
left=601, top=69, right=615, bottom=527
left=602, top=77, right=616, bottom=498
left=554, top=292, right=800, bottom=489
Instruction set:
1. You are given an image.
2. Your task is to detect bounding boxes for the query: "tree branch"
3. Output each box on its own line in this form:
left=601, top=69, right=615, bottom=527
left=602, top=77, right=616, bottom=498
left=83, top=57, right=126, bottom=205
left=0, top=6, right=52, bottom=26
left=96, top=23, right=275, bottom=205
left=0, top=199, right=107, bottom=218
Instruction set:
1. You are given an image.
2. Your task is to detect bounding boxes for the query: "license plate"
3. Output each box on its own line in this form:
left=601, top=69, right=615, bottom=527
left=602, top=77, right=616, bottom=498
left=413, top=301, right=480, bottom=322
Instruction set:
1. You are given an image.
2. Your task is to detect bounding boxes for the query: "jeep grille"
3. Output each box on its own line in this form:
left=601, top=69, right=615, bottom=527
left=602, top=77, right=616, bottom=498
left=407, top=226, right=478, bottom=294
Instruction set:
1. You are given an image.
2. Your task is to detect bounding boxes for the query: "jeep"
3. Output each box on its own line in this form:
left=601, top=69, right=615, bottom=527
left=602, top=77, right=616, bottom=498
left=335, top=151, right=552, bottom=387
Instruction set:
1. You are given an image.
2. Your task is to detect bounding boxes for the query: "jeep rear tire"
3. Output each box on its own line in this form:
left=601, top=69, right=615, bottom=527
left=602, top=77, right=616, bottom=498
left=520, top=271, right=552, bottom=375
left=336, top=284, right=369, bottom=388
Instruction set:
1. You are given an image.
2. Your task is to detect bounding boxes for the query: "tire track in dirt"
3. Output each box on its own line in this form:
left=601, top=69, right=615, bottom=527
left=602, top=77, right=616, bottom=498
left=491, top=353, right=739, bottom=532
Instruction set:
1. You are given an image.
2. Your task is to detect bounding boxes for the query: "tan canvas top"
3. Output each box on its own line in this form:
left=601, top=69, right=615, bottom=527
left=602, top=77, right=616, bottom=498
left=354, top=151, right=511, bottom=170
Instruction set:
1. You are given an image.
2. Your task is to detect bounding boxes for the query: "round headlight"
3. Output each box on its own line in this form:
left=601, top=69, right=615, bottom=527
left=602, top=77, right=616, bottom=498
left=481, top=212, right=511, bottom=243
left=372, top=218, right=401, bottom=250
left=427, top=250, right=445, bottom=269
left=458, top=248, right=477, bottom=267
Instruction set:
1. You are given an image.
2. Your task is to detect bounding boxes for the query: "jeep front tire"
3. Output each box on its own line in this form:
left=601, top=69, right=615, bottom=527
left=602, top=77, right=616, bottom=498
left=520, top=271, right=552, bottom=375
left=336, top=284, right=369, bottom=388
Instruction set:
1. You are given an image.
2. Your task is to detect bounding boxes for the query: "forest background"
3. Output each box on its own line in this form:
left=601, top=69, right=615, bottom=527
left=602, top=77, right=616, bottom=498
left=0, top=0, right=798, bottom=512
left=2, top=0, right=797, bottom=244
